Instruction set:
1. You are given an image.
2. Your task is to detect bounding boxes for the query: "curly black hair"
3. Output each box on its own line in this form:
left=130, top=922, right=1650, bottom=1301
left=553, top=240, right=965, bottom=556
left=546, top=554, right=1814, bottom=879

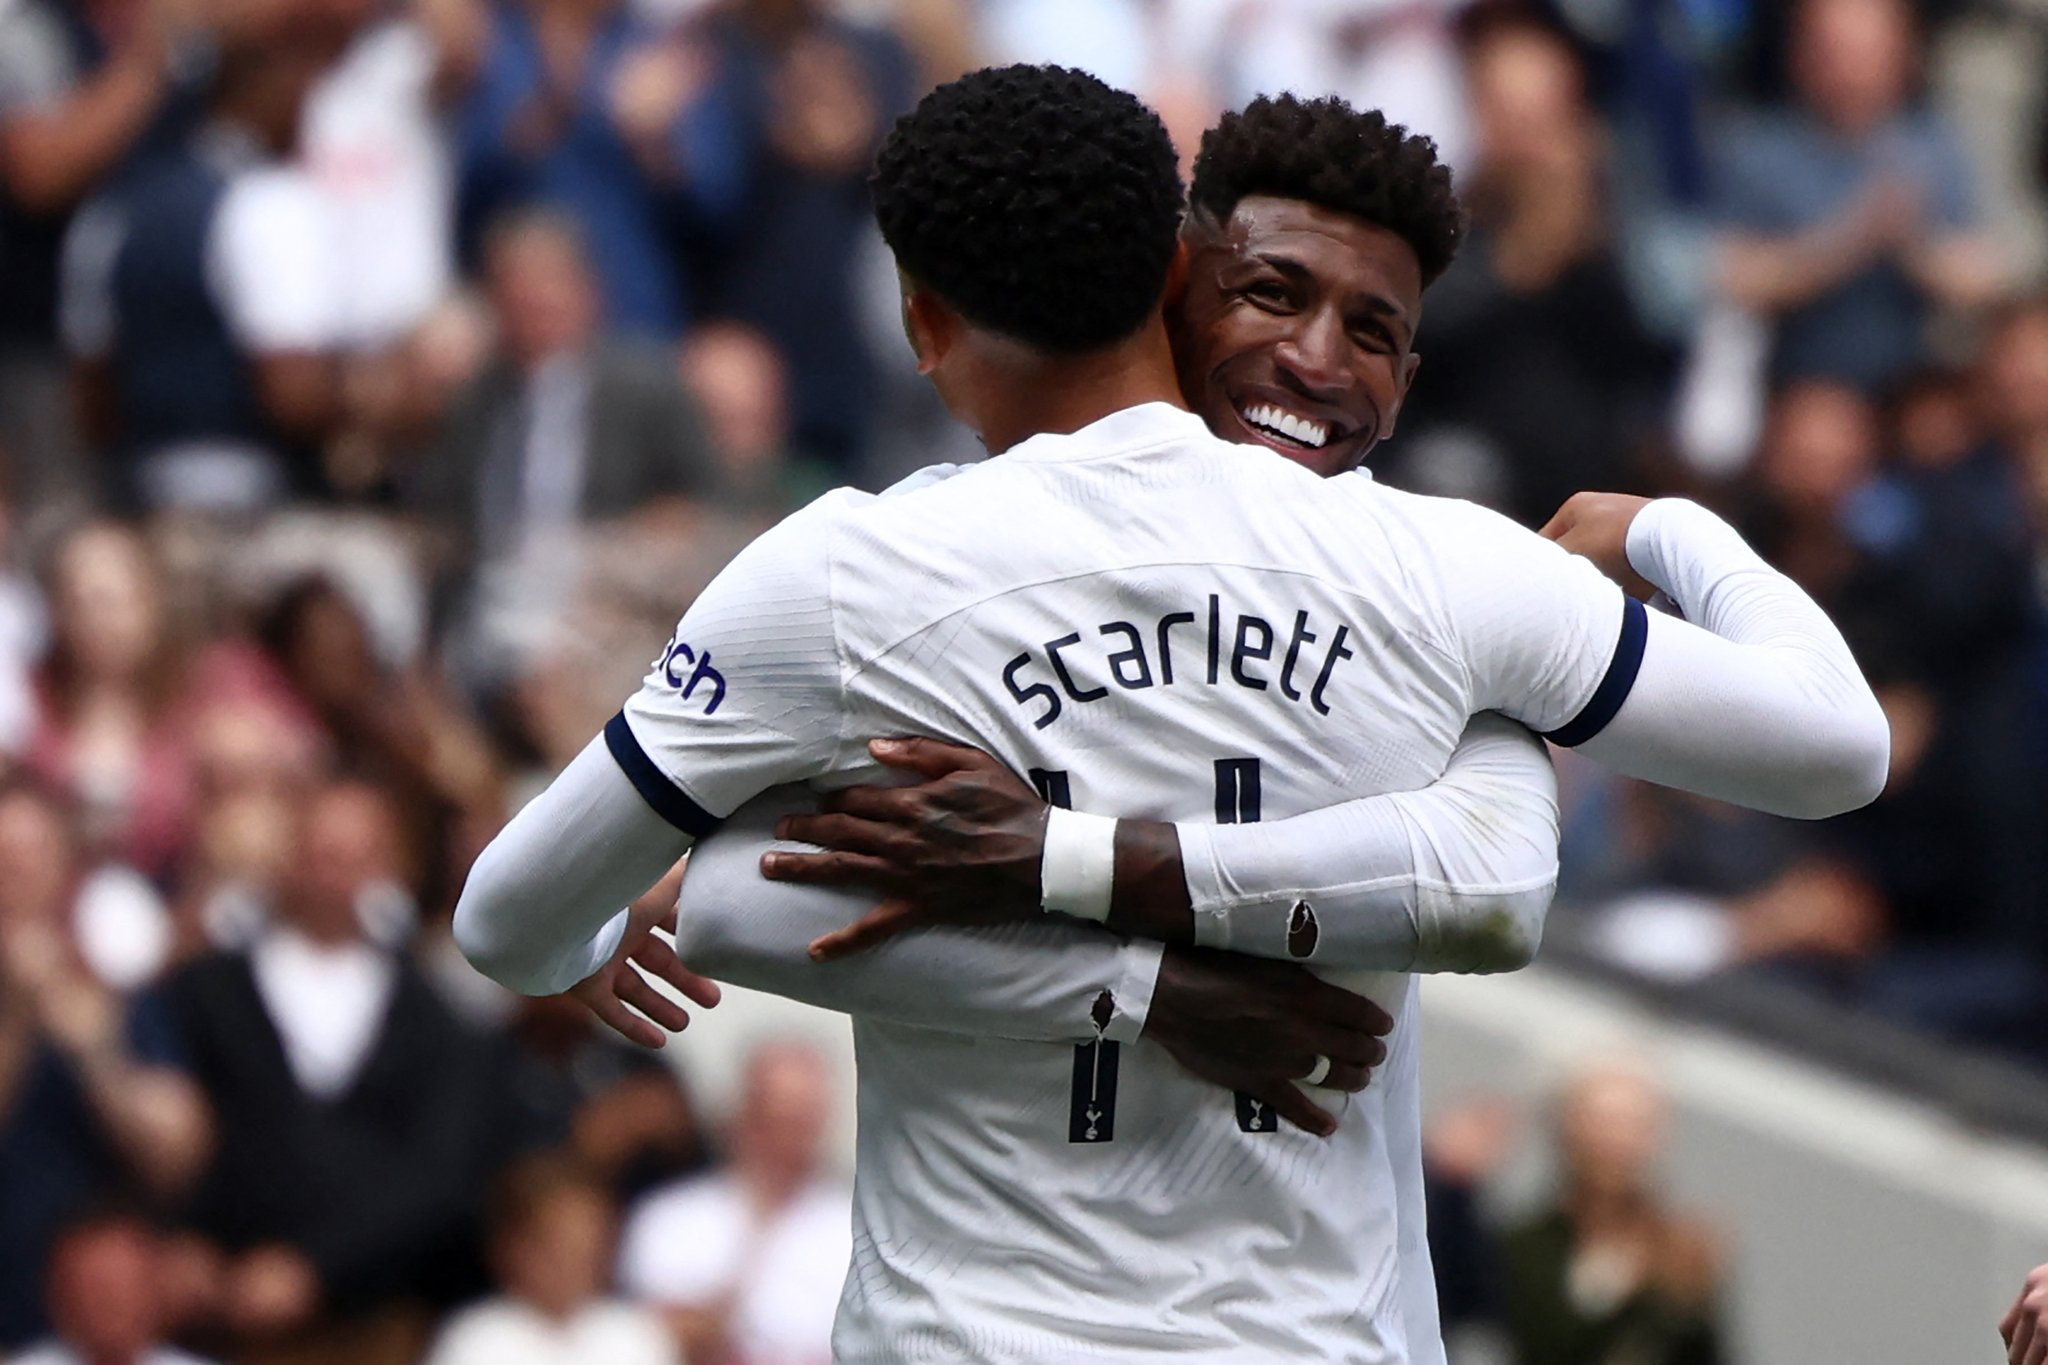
left=870, top=64, right=1185, bottom=354
left=1190, top=95, right=1465, bottom=288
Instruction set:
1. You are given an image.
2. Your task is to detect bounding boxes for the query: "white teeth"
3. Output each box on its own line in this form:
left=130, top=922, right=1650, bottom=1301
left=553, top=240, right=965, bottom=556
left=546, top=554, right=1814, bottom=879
left=1241, top=402, right=1331, bottom=450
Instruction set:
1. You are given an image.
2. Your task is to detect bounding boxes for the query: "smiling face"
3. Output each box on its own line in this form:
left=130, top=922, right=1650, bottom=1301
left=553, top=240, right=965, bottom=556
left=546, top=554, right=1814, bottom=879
left=1171, top=194, right=1424, bottom=478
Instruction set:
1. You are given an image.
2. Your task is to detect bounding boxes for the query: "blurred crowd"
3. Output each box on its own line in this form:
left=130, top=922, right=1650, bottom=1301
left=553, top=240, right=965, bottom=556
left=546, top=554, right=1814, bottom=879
left=3, top=0, right=2048, bottom=1360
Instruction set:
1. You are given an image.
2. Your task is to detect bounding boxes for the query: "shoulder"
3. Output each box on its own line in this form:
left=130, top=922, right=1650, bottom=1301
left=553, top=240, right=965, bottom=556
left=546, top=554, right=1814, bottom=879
left=579, top=1300, right=675, bottom=1352
left=627, top=1171, right=735, bottom=1234
left=791, top=1180, right=853, bottom=1231
left=428, top=1299, right=533, bottom=1354
left=153, top=1349, right=226, bottom=1365
left=1347, top=484, right=1543, bottom=561
left=592, top=338, right=686, bottom=392
left=875, top=460, right=976, bottom=499
left=9, top=1345, right=70, bottom=1365
left=218, top=164, right=328, bottom=238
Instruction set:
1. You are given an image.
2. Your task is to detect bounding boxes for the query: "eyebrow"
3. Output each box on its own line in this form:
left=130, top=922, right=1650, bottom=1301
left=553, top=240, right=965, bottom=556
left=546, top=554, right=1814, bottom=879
left=1251, top=252, right=1413, bottom=344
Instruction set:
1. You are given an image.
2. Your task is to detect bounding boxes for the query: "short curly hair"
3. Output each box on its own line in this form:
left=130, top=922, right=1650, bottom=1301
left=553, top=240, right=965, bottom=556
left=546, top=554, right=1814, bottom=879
left=871, top=64, right=1185, bottom=354
left=1191, top=95, right=1465, bottom=288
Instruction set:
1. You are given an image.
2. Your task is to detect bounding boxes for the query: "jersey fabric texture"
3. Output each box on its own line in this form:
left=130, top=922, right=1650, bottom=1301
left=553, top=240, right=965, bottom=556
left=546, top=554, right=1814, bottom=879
left=613, top=403, right=1633, bottom=1363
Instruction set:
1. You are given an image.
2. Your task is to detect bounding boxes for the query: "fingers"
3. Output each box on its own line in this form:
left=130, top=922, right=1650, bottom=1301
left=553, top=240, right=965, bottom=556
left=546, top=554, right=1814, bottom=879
left=1313, top=1060, right=1372, bottom=1093
left=807, top=900, right=922, bottom=961
left=777, top=811, right=914, bottom=860
left=1301, top=1022, right=1388, bottom=1071
left=630, top=934, right=722, bottom=1009
left=614, top=967, right=692, bottom=1037
left=812, top=784, right=921, bottom=823
left=1298, top=976, right=1397, bottom=1037
left=2012, top=1305, right=2040, bottom=1365
left=761, top=848, right=903, bottom=890
left=2001, top=1293, right=2022, bottom=1345
left=1536, top=505, right=1575, bottom=542
left=869, top=735, right=1000, bottom=778
left=1249, top=1082, right=1337, bottom=1138
left=579, top=977, right=666, bottom=1050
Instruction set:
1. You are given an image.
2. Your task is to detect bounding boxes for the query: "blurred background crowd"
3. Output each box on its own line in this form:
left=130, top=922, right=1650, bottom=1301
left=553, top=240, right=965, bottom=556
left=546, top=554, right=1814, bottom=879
left=3, top=0, right=2048, bottom=1360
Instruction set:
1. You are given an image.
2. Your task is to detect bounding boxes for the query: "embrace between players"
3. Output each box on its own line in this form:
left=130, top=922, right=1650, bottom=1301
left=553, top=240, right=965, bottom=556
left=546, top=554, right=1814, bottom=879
left=455, top=67, right=1889, bottom=1364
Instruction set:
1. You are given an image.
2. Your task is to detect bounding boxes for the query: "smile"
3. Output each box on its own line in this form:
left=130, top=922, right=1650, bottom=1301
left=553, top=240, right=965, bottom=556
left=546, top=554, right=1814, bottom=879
left=1237, top=400, right=1340, bottom=451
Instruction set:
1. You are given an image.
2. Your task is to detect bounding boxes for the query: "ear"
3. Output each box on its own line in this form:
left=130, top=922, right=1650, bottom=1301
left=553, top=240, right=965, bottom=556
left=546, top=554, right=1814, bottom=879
left=1162, top=238, right=1192, bottom=311
left=1382, top=351, right=1422, bottom=439
left=902, top=288, right=955, bottom=377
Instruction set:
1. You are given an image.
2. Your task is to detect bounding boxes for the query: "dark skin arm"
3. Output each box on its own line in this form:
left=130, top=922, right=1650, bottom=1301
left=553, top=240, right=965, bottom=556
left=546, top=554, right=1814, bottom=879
left=1141, top=945, right=1389, bottom=1136
left=762, top=737, right=1195, bottom=955
left=761, top=737, right=1389, bottom=1134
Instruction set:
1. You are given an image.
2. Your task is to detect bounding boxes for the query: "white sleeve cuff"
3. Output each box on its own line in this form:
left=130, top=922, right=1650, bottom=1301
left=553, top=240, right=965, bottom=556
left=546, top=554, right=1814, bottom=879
left=1041, top=807, right=1118, bottom=923
left=1100, top=937, right=1164, bottom=1043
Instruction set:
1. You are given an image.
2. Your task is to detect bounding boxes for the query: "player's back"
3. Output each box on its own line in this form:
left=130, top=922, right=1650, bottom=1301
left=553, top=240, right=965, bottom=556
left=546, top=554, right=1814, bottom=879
left=781, top=403, right=1621, bottom=1363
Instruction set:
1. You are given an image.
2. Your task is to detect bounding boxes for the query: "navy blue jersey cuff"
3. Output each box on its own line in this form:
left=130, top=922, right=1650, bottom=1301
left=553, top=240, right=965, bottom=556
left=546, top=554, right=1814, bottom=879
left=1541, top=596, right=1648, bottom=748
left=603, top=712, right=724, bottom=837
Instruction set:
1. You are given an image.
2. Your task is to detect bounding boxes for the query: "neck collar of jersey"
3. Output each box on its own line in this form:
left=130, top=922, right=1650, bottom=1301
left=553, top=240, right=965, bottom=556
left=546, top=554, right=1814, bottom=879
left=1002, top=402, right=1208, bottom=461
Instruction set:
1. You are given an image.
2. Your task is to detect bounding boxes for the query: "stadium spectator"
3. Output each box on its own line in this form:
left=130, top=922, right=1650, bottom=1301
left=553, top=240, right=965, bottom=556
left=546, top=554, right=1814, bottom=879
left=620, top=1041, right=849, bottom=1365
left=10, top=1212, right=218, bottom=1365
left=677, top=320, right=831, bottom=522
left=407, top=209, right=719, bottom=576
left=1155, top=0, right=1474, bottom=175
left=1501, top=1060, right=1727, bottom=1365
left=0, top=0, right=215, bottom=506
left=421, top=1157, right=676, bottom=1365
left=157, top=779, right=512, bottom=1365
left=1711, top=0, right=2000, bottom=392
left=0, top=495, right=43, bottom=759
left=0, top=779, right=209, bottom=1351
left=253, top=576, right=501, bottom=911
left=59, top=21, right=349, bottom=513
left=699, top=0, right=915, bottom=469
left=1395, top=13, right=1668, bottom=525
left=26, top=522, right=203, bottom=884
left=451, top=0, right=746, bottom=338
left=1981, top=297, right=2048, bottom=529
left=497, top=986, right=711, bottom=1203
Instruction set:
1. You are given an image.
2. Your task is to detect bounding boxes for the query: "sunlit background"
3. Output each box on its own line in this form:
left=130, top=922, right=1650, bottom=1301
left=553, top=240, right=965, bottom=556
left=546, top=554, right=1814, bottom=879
left=2, top=0, right=2046, bottom=1362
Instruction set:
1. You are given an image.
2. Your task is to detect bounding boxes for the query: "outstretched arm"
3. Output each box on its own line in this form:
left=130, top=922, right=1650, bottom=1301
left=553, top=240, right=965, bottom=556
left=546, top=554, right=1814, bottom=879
left=770, top=715, right=1559, bottom=973
left=1538, top=494, right=1890, bottom=818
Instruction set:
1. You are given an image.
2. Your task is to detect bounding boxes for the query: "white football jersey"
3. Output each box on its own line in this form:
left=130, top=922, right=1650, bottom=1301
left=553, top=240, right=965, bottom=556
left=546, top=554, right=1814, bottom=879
left=613, top=402, right=1639, bottom=1363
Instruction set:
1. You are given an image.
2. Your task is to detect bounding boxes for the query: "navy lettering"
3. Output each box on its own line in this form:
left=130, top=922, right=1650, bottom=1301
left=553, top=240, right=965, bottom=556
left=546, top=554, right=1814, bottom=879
left=994, top=602, right=1358, bottom=728
left=1206, top=595, right=1221, bottom=684
left=1279, top=611, right=1317, bottom=701
left=1231, top=616, right=1274, bottom=690
left=1100, top=622, right=1154, bottom=689
left=1005, top=652, right=1062, bottom=730
left=1155, top=612, right=1195, bottom=685
left=1310, top=625, right=1354, bottom=716
left=1046, top=633, right=1110, bottom=703
left=683, top=650, right=727, bottom=714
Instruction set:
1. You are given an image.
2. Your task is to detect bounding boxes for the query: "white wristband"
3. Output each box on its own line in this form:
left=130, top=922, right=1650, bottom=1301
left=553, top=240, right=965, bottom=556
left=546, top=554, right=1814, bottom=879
left=1040, top=807, right=1118, bottom=923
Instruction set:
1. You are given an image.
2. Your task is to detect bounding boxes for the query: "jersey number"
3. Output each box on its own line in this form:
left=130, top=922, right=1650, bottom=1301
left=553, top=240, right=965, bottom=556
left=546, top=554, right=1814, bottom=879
left=1047, top=760, right=1269, bottom=1143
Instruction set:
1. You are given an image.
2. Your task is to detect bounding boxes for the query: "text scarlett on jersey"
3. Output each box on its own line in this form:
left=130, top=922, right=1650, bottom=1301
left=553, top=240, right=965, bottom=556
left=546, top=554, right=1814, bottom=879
left=1002, top=594, right=1358, bottom=730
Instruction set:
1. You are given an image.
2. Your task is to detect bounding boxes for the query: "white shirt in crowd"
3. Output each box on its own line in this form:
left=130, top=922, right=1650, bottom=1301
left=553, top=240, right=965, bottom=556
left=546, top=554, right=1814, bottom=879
left=300, top=18, right=453, bottom=350
left=619, top=1173, right=851, bottom=1365
left=455, top=401, right=1883, bottom=1363
left=10, top=1346, right=215, bottom=1365
left=249, top=926, right=396, bottom=1101
left=421, top=1298, right=676, bottom=1365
